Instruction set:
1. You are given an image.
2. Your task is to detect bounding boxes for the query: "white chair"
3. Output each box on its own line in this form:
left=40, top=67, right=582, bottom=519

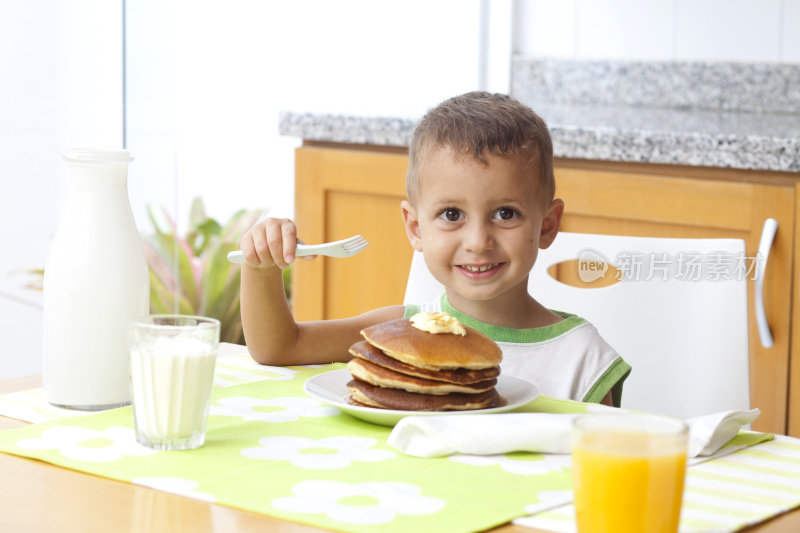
left=403, top=232, right=751, bottom=419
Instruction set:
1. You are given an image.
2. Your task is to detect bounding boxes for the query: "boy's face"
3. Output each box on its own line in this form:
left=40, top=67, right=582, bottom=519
left=402, top=145, right=563, bottom=308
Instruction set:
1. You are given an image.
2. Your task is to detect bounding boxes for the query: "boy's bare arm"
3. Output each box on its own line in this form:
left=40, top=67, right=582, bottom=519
left=238, top=217, right=404, bottom=366
left=239, top=263, right=298, bottom=364
left=240, top=265, right=402, bottom=365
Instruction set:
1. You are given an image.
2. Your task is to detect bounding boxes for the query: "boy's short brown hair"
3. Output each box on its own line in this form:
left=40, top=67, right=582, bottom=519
left=407, top=91, right=554, bottom=206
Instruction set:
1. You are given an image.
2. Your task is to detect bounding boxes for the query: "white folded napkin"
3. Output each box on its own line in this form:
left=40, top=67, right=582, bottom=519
left=387, top=409, right=762, bottom=458
left=686, top=408, right=761, bottom=457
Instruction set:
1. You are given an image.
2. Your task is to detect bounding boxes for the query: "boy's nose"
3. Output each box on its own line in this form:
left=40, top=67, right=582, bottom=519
left=463, top=222, right=495, bottom=253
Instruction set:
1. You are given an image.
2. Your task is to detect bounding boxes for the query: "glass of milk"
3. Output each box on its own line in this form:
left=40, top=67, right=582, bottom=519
left=129, top=315, right=220, bottom=450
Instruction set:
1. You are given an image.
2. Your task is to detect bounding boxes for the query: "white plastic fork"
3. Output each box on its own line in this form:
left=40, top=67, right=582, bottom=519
left=227, top=235, right=369, bottom=264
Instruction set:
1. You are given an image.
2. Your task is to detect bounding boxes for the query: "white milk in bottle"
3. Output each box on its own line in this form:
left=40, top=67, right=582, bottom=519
left=43, top=149, right=149, bottom=409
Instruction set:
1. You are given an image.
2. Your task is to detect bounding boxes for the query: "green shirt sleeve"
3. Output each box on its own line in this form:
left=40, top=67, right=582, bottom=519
left=581, top=358, right=632, bottom=407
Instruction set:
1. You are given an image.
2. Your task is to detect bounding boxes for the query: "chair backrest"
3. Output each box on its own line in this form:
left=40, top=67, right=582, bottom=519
left=403, top=232, right=751, bottom=419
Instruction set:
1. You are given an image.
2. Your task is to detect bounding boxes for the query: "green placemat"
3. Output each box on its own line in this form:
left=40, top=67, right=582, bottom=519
left=0, top=363, right=781, bottom=533
left=0, top=364, right=579, bottom=533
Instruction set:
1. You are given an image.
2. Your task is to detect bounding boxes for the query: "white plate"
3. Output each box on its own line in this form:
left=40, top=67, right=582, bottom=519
left=304, top=368, right=539, bottom=427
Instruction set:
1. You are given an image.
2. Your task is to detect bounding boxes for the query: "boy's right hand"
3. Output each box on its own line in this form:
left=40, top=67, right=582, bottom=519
left=238, top=217, right=307, bottom=270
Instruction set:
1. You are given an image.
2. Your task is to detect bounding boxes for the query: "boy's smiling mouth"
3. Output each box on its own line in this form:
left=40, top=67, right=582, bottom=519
left=457, top=263, right=503, bottom=276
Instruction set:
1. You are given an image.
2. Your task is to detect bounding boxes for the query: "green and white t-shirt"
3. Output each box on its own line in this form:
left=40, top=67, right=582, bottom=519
left=405, top=293, right=632, bottom=407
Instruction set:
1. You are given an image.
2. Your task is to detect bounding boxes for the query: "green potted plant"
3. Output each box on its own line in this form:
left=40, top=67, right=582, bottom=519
left=143, top=198, right=283, bottom=344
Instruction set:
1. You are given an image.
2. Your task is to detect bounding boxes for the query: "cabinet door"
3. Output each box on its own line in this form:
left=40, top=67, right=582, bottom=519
left=554, top=161, right=794, bottom=435
left=293, top=145, right=412, bottom=322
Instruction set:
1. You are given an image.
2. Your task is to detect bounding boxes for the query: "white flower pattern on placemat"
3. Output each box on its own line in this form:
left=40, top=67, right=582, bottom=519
left=450, top=453, right=572, bottom=475
left=16, top=426, right=156, bottom=462
left=213, top=359, right=300, bottom=387
left=133, top=476, right=215, bottom=502
left=241, top=436, right=396, bottom=469
left=210, top=396, right=339, bottom=422
left=272, top=480, right=446, bottom=525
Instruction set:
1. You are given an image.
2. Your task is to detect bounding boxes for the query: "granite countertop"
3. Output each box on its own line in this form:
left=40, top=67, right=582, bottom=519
left=279, top=59, right=800, bottom=173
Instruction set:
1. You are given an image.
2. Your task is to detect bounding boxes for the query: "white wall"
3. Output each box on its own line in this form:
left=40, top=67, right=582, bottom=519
left=0, top=0, right=123, bottom=379
left=514, top=0, right=800, bottom=62
left=3, top=0, right=798, bottom=380
left=126, top=0, right=505, bottom=229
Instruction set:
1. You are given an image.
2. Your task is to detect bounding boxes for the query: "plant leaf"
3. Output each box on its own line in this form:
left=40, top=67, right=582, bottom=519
left=217, top=273, right=244, bottom=343
left=142, top=239, right=176, bottom=292
left=220, top=208, right=266, bottom=243
left=139, top=201, right=276, bottom=344
left=282, top=264, right=292, bottom=306
left=148, top=232, right=200, bottom=311
left=149, top=270, right=194, bottom=315
left=147, top=204, right=176, bottom=238
left=188, top=197, right=207, bottom=231
left=192, top=218, right=223, bottom=257
left=200, top=241, right=238, bottom=316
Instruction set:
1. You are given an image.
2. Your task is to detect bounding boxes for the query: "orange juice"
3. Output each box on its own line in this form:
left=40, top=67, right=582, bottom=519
left=572, top=416, right=688, bottom=533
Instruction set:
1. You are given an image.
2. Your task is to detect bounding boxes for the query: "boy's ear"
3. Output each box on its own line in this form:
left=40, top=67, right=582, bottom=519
left=539, top=198, right=564, bottom=249
left=401, top=200, right=424, bottom=252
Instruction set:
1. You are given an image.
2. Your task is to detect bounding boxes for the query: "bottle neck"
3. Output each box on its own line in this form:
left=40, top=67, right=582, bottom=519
left=67, top=161, right=130, bottom=202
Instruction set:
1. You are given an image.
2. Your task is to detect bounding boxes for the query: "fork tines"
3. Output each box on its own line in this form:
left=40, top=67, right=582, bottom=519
left=343, top=236, right=369, bottom=255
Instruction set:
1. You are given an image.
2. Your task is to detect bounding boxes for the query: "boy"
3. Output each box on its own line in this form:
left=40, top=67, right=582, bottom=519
left=238, top=92, right=630, bottom=406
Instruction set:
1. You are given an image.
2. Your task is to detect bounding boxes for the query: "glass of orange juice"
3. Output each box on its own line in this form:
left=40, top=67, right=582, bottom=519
left=572, top=414, right=688, bottom=533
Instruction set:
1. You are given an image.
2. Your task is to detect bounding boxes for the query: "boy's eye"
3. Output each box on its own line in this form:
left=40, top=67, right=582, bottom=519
left=439, top=208, right=463, bottom=222
left=494, top=207, right=518, bottom=221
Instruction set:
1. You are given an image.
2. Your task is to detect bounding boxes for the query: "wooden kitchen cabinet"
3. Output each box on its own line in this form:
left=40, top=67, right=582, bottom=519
left=292, top=143, right=799, bottom=436
left=292, top=144, right=412, bottom=321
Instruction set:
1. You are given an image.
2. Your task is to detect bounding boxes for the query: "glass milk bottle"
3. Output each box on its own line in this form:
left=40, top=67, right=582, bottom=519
left=43, top=149, right=149, bottom=409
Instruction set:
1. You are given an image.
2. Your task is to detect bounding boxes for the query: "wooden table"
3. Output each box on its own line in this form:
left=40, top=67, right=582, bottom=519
left=1, top=375, right=798, bottom=533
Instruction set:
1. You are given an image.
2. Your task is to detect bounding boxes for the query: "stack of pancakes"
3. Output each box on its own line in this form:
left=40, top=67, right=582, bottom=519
left=346, top=314, right=503, bottom=411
